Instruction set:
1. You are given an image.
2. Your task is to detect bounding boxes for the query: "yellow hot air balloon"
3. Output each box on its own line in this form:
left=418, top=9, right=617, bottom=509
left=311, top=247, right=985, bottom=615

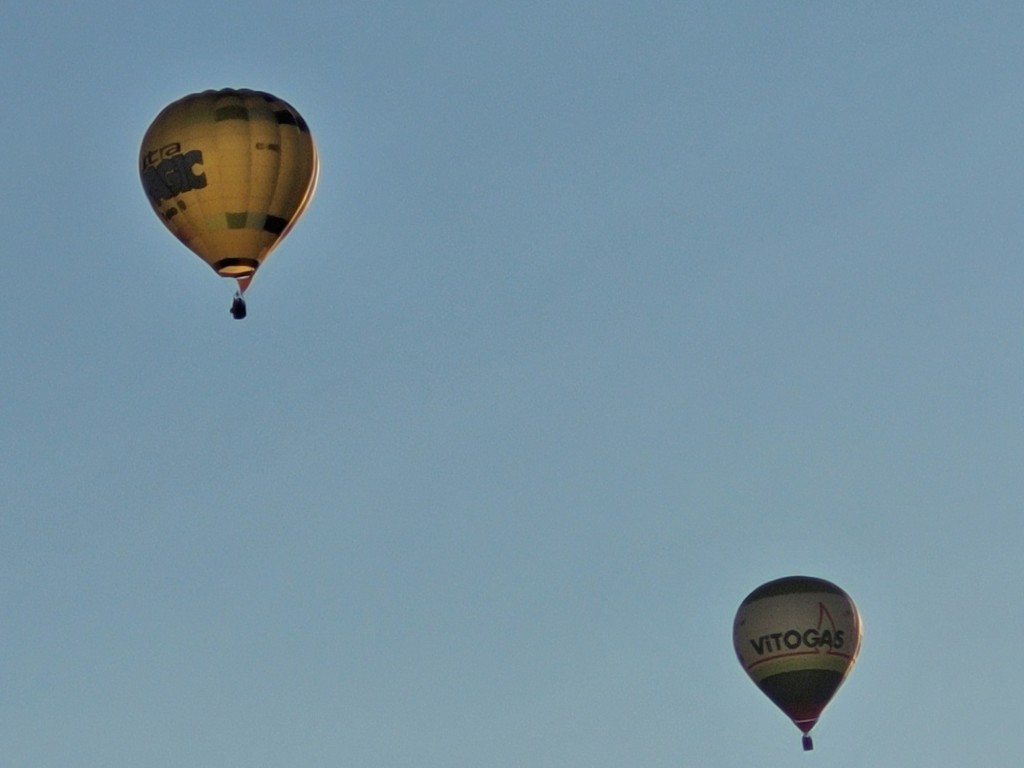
left=140, top=88, right=318, bottom=318
left=733, top=576, right=862, bottom=751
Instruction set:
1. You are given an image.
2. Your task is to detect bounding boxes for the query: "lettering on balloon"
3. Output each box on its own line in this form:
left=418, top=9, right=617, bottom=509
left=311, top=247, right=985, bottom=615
left=141, top=143, right=207, bottom=205
left=748, top=628, right=845, bottom=655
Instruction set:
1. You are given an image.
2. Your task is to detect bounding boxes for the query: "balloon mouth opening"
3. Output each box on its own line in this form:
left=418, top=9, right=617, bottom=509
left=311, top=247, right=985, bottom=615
left=213, top=258, right=260, bottom=278
left=794, top=717, right=818, bottom=734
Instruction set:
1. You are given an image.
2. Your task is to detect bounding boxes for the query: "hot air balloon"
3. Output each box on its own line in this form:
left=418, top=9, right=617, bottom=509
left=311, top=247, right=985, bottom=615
left=733, top=576, right=862, bottom=751
left=140, top=88, right=318, bottom=318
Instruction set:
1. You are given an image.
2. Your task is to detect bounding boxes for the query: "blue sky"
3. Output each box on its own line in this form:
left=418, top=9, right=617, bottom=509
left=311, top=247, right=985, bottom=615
left=4, top=2, right=1024, bottom=765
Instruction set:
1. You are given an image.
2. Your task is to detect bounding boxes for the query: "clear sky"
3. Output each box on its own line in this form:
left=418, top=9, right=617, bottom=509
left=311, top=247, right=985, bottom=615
left=3, top=2, right=1024, bottom=765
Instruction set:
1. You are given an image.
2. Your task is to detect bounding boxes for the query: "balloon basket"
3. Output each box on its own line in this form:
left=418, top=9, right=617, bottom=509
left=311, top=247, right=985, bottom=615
left=230, top=292, right=247, bottom=319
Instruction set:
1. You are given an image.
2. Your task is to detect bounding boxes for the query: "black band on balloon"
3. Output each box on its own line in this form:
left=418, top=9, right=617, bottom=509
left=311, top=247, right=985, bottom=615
left=740, top=576, right=848, bottom=604
left=263, top=215, right=288, bottom=234
left=215, top=105, right=250, bottom=122
left=274, top=110, right=297, bottom=126
left=273, top=109, right=310, bottom=132
left=222, top=212, right=289, bottom=234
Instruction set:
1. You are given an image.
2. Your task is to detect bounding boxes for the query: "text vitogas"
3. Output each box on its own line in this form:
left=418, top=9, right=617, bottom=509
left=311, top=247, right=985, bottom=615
left=749, top=628, right=845, bottom=655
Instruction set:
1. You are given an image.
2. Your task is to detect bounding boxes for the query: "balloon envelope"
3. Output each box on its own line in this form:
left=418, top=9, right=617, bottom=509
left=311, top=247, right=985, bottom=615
left=733, top=576, right=862, bottom=749
left=140, top=88, right=318, bottom=288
